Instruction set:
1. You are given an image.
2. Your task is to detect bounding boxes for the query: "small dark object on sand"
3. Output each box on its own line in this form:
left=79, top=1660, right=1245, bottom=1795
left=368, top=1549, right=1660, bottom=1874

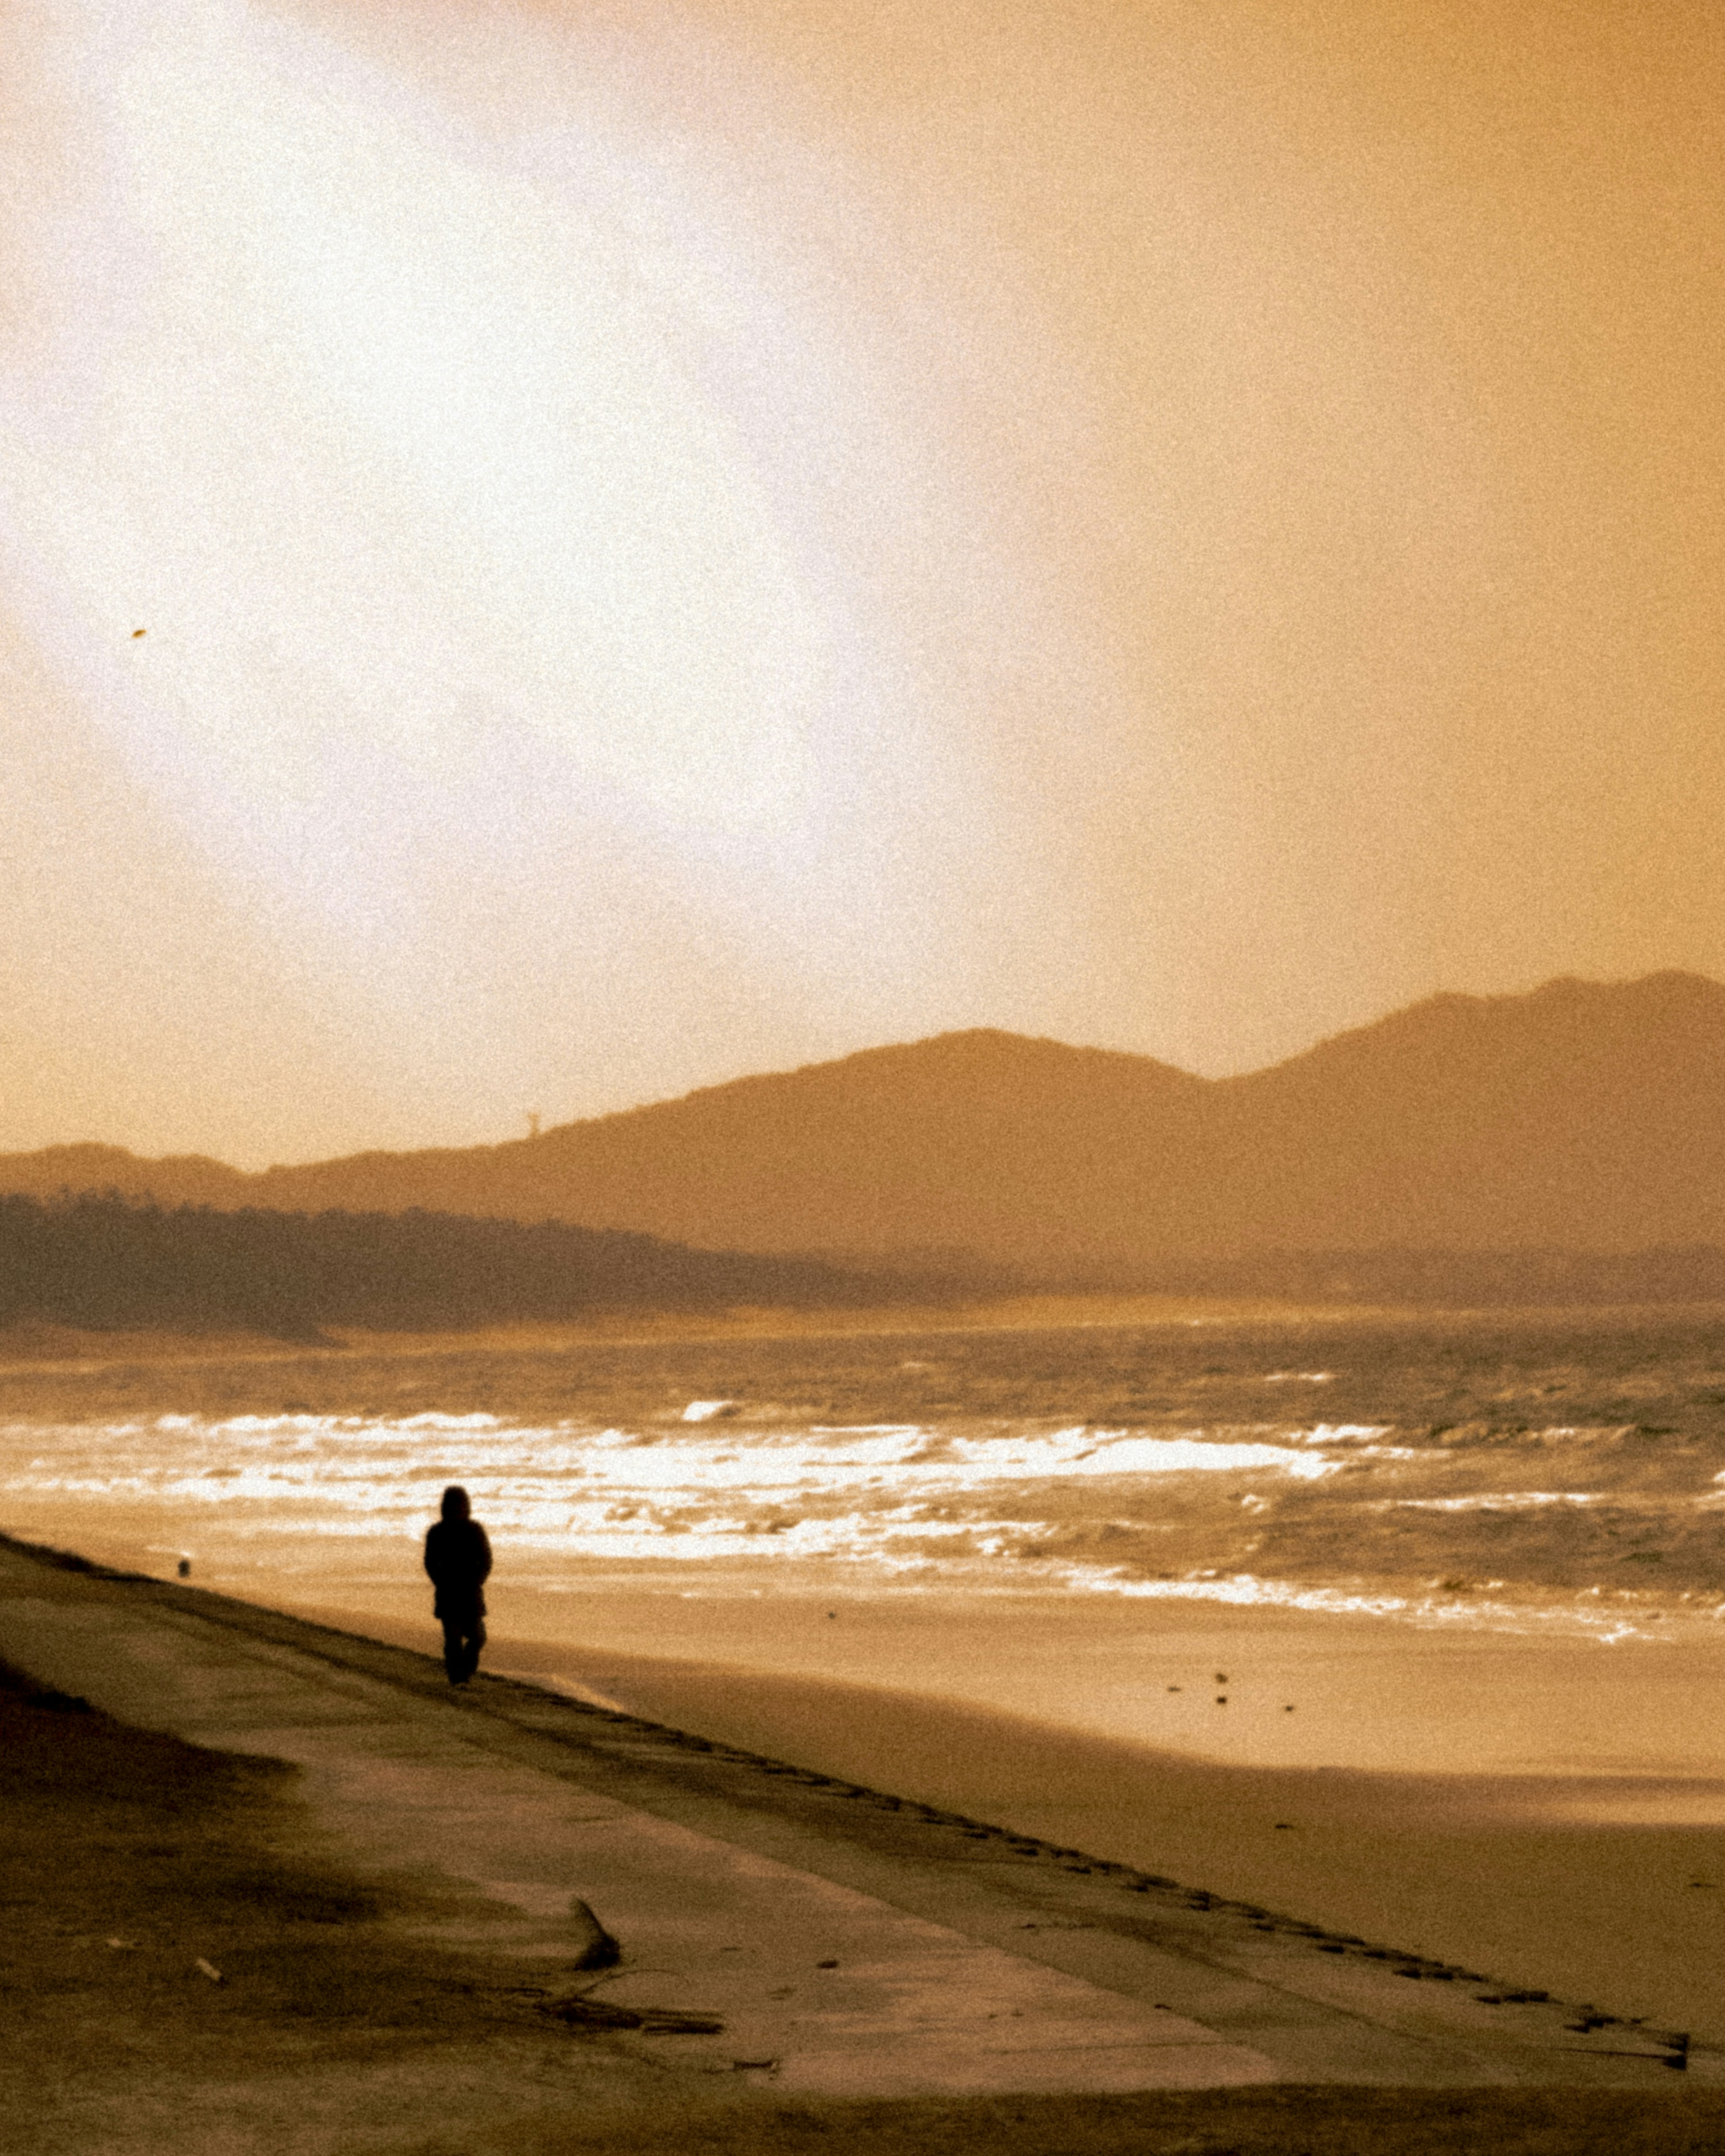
left=570, top=1898, right=620, bottom=1970
left=1216, top=1672, right=1228, bottom=1684
left=131, top=627, right=146, bottom=638
left=177, top=1558, right=191, bottom=1578
left=1215, top=1695, right=1227, bottom=1704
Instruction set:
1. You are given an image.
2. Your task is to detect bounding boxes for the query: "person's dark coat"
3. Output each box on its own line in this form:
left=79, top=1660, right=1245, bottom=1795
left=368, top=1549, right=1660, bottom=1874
left=424, top=1515, right=492, bottom=1621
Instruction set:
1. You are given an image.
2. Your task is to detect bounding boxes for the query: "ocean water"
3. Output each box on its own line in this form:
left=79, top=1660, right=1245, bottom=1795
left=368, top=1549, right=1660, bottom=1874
left=4, top=1307, right=1725, bottom=1647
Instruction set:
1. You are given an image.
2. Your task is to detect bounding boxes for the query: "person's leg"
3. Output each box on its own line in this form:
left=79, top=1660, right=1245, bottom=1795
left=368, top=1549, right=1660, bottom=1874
left=459, top=1617, right=487, bottom=1683
left=441, top=1619, right=464, bottom=1684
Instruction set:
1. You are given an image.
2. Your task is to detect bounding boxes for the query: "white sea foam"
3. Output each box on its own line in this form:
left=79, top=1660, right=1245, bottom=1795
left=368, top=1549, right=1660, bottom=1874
left=1074, top=1567, right=1670, bottom=1644
left=5, top=1313, right=1725, bottom=1640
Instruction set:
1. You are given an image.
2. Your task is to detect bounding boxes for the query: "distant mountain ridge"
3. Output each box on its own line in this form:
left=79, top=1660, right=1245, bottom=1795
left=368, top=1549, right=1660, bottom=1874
left=8, top=972, right=1725, bottom=1281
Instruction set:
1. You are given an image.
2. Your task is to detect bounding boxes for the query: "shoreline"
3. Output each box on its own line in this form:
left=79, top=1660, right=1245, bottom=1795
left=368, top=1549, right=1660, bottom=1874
left=241, top=1574, right=1725, bottom=1784
left=10, top=1293, right=1725, bottom=1370
left=0, top=1300, right=1352, bottom=1373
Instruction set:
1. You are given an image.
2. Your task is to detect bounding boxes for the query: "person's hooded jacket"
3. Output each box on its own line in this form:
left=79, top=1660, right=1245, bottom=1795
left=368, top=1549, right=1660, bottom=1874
left=424, top=1493, right=492, bottom=1620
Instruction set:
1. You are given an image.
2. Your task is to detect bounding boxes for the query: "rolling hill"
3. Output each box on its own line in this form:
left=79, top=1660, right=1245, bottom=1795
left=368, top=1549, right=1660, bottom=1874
left=7, top=972, right=1725, bottom=1282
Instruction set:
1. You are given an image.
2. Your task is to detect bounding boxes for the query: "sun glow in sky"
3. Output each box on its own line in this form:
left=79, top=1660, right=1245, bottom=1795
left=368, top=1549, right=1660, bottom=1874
left=4, top=0, right=1724, bottom=1162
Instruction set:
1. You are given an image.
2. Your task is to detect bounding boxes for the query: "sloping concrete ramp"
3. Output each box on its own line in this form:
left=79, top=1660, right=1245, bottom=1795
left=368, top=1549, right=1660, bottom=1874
left=0, top=1538, right=1710, bottom=2095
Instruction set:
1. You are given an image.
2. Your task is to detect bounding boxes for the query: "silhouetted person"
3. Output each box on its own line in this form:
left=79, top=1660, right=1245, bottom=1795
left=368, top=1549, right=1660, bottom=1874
left=425, top=1485, right=492, bottom=1686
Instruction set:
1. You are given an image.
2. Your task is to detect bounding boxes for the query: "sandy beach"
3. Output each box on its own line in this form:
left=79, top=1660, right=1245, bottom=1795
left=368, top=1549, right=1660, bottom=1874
left=260, top=1583, right=1725, bottom=2047
left=9, top=1532, right=1725, bottom=2153
left=550, top=1648, right=1725, bottom=2029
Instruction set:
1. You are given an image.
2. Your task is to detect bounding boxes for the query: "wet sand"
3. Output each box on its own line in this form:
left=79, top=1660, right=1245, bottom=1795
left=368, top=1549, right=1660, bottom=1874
left=535, top=1646, right=1725, bottom=2042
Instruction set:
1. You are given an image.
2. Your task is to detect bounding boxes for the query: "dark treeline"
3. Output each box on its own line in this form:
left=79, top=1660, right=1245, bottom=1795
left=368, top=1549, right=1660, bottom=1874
left=1130, top=1246, right=1725, bottom=1307
left=8, top=1194, right=1723, bottom=1337
left=0, top=1194, right=902, bottom=1337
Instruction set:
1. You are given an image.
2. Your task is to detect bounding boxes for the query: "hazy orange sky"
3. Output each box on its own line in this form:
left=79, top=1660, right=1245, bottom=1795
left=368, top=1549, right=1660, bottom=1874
left=4, top=0, right=1722, bottom=1165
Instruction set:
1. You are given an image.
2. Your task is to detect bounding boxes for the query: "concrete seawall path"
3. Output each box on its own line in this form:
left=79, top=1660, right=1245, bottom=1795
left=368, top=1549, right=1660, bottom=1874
left=0, top=1533, right=1711, bottom=2106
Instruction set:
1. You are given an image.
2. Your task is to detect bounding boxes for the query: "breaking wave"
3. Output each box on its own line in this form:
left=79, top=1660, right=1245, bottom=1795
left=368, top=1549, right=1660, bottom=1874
left=5, top=1307, right=1725, bottom=1641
